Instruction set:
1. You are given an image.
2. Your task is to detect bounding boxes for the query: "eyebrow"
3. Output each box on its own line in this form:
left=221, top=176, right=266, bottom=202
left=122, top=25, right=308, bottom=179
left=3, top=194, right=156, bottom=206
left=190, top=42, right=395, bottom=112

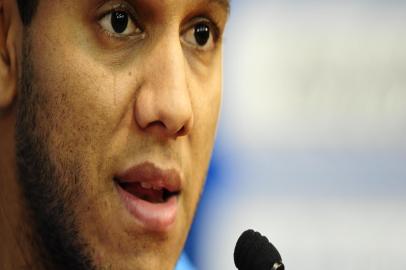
left=210, top=0, right=230, bottom=14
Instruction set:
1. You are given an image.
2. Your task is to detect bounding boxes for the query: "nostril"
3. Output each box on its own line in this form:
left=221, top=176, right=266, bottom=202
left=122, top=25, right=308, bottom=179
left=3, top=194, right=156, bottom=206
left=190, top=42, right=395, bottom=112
left=176, top=126, right=186, bottom=137
left=176, top=114, right=193, bottom=137
left=143, top=120, right=183, bottom=138
left=148, top=120, right=166, bottom=129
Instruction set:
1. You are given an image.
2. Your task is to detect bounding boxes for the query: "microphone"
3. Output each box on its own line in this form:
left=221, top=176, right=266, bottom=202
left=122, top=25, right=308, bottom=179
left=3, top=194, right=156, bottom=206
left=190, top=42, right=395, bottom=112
left=234, top=229, right=284, bottom=270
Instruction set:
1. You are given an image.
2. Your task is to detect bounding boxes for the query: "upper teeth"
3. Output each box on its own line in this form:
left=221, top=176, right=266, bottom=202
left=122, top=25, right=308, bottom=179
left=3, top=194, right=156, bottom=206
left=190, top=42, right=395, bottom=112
left=140, top=182, right=152, bottom=189
left=140, top=182, right=162, bottom=190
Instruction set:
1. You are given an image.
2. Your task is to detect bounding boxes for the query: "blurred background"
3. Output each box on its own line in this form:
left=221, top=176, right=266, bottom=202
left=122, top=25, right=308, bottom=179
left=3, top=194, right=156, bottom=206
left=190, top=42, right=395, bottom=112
left=185, top=0, right=406, bottom=269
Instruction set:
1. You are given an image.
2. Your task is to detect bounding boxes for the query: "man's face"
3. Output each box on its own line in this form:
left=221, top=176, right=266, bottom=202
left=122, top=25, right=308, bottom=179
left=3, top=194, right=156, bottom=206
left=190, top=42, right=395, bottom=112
left=14, top=0, right=228, bottom=269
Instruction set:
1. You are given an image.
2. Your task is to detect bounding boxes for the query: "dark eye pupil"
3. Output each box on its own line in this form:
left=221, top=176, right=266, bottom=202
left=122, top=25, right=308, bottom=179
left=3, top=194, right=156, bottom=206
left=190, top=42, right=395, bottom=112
left=194, top=23, right=210, bottom=46
left=111, top=11, right=129, bottom=34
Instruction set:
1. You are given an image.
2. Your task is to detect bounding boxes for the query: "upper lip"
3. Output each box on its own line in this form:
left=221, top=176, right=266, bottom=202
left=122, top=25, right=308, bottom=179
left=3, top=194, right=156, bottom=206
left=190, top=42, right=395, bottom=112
left=114, top=161, right=182, bottom=193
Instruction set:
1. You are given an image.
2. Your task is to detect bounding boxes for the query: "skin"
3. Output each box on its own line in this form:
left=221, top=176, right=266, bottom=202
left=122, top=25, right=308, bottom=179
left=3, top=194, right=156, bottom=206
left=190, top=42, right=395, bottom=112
left=0, top=0, right=229, bottom=269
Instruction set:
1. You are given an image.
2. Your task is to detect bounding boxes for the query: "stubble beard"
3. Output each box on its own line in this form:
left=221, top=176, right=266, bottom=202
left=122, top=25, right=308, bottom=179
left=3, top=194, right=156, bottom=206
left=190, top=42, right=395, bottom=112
left=14, top=34, right=96, bottom=270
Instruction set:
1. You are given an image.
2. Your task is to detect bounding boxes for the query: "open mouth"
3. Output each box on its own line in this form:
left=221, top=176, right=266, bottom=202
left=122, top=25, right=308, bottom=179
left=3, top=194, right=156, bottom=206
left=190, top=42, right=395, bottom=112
left=113, top=162, right=182, bottom=232
left=116, top=180, right=179, bottom=204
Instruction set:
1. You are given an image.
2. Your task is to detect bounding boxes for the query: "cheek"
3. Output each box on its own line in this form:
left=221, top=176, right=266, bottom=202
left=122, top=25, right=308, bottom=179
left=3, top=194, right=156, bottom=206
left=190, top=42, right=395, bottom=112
left=30, top=34, right=124, bottom=159
left=27, top=36, right=133, bottom=243
left=185, top=63, right=222, bottom=201
left=26, top=35, right=140, bottom=224
left=191, top=58, right=222, bottom=151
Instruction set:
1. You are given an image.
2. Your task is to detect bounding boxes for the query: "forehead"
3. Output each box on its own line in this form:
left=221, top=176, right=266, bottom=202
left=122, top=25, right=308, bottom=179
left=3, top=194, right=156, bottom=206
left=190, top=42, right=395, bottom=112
left=120, top=0, right=230, bottom=21
left=209, top=0, right=230, bottom=14
left=36, top=0, right=230, bottom=25
left=49, top=0, right=230, bottom=12
left=116, top=0, right=230, bottom=16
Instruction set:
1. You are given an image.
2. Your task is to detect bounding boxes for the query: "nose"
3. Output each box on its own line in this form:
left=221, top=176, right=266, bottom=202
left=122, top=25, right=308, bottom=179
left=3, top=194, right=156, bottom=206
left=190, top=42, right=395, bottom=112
left=134, top=36, right=194, bottom=139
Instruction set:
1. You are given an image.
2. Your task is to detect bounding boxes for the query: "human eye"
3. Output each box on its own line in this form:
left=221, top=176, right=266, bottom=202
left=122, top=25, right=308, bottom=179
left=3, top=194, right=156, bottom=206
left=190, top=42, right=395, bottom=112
left=98, top=3, right=142, bottom=39
left=181, top=18, right=220, bottom=51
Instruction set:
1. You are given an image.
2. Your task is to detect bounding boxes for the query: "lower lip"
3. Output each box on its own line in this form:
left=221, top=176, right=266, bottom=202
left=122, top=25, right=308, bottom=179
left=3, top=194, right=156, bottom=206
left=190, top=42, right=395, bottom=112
left=116, top=183, right=178, bottom=232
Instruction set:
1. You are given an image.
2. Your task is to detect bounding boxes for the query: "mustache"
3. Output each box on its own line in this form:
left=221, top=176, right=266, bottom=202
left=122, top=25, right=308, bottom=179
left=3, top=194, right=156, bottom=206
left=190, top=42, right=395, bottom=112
left=114, top=136, right=185, bottom=167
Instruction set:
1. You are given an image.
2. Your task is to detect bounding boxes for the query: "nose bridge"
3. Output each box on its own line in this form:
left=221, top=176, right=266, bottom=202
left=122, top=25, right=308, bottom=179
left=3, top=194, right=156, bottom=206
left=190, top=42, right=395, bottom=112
left=135, top=33, right=193, bottom=138
left=154, top=35, right=187, bottom=101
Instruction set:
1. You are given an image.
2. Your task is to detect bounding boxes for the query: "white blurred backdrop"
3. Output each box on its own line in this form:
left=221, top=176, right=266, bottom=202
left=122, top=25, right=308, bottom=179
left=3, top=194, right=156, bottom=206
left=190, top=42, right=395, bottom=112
left=186, top=0, right=406, bottom=269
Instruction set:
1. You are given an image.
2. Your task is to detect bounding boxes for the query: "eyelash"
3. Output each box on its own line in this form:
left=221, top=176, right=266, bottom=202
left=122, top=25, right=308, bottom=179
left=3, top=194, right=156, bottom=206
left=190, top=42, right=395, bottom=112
left=99, top=2, right=138, bottom=22
left=97, top=2, right=223, bottom=46
left=98, top=3, right=143, bottom=37
left=196, top=15, right=222, bottom=43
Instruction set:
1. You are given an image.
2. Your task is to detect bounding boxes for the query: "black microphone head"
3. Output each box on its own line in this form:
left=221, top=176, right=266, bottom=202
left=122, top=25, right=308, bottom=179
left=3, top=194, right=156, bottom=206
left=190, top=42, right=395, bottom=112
left=234, top=229, right=283, bottom=270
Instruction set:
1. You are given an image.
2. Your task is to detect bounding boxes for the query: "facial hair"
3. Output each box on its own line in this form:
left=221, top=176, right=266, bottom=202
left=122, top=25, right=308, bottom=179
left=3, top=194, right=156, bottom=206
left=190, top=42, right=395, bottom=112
left=14, top=34, right=96, bottom=270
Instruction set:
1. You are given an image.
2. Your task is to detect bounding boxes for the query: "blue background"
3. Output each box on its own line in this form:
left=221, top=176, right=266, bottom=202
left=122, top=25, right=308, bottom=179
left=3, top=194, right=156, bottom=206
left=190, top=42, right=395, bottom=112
left=184, top=0, right=406, bottom=269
